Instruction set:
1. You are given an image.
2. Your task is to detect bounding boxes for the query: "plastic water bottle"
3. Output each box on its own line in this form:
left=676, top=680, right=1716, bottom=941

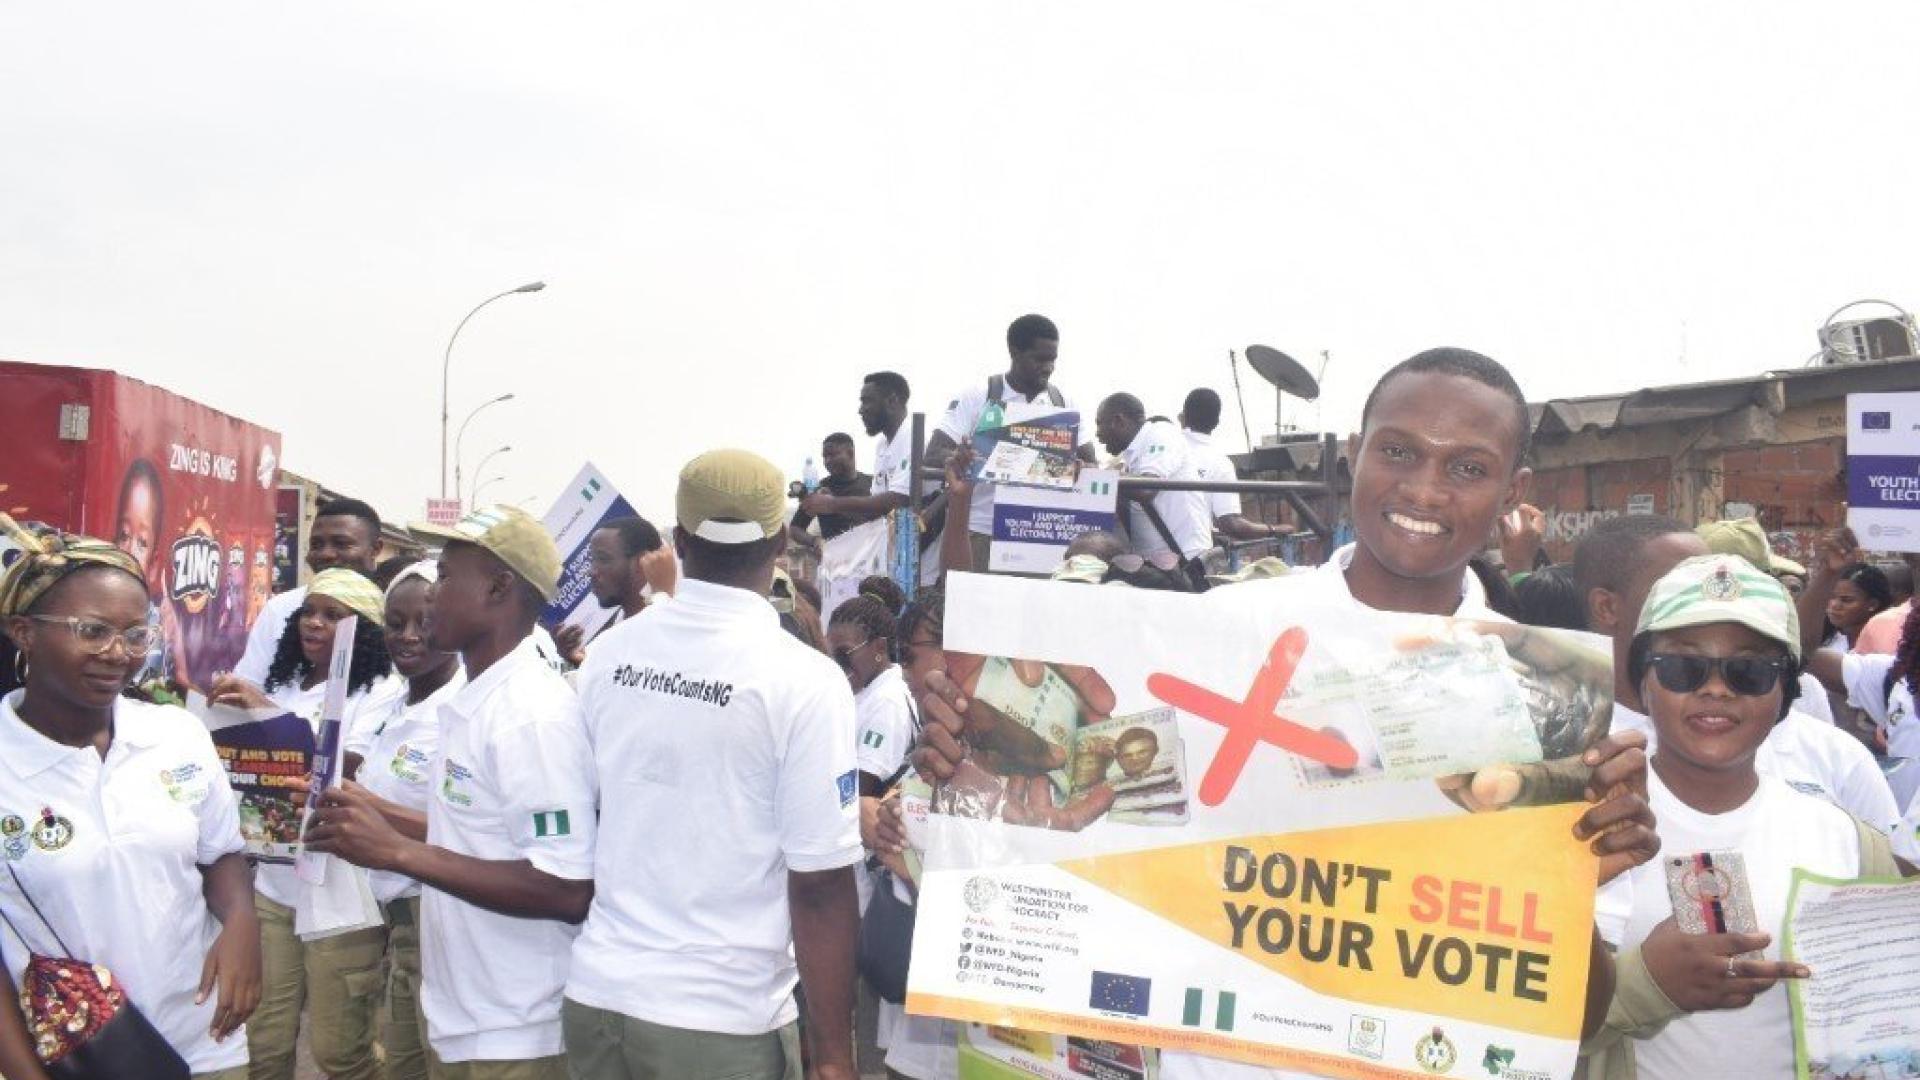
left=802, top=456, right=820, bottom=493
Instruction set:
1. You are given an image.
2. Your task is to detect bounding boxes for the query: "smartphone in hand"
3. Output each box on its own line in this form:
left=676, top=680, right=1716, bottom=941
left=1664, top=850, right=1763, bottom=960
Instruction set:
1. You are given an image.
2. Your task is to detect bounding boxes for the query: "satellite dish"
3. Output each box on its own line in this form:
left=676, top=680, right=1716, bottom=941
left=1244, top=345, right=1321, bottom=401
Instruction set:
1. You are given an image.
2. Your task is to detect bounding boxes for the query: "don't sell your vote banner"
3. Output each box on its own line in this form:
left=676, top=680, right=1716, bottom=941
left=905, top=573, right=1610, bottom=1080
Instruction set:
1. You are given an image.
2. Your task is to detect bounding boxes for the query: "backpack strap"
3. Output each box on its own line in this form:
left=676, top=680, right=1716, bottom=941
left=1136, top=499, right=1211, bottom=593
left=988, top=373, right=1065, bottom=410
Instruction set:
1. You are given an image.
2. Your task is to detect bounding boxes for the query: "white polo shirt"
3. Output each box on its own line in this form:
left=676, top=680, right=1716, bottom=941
left=0, top=692, right=248, bottom=1074
left=853, top=663, right=917, bottom=914
left=355, top=671, right=466, bottom=904
left=569, top=577, right=862, bottom=1036
left=1609, top=703, right=1900, bottom=835
left=256, top=674, right=403, bottom=910
left=873, top=423, right=914, bottom=499
left=233, top=586, right=306, bottom=687
left=1120, top=419, right=1213, bottom=561
left=1184, top=429, right=1243, bottom=520
left=936, top=379, right=1085, bottom=535
left=421, top=634, right=597, bottom=1063
left=855, top=664, right=918, bottom=783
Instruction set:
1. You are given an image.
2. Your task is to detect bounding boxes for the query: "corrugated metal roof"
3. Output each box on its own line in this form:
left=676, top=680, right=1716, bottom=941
left=1225, top=354, right=1920, bottom=472
left=1529, top=355, right=1920, bottom=438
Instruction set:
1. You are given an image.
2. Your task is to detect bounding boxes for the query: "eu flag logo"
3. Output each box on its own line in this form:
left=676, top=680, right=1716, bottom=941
left=1864, top=411, right=1892, bottom=430
left=1088, top=971, right=1151, bottom=1017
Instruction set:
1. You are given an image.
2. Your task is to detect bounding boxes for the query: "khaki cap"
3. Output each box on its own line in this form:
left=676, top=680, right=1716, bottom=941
left=677, top=449, right=787, bottom=544
left=1696, top=517, right=1807, bottom=578
left=409, top=505, right=563, bottom=602
left=1637, top=554, right=1801, bottom=661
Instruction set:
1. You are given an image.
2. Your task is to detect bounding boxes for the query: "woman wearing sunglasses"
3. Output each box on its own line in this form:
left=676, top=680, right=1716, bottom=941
left=829, top=595, right=914, bottom=794
left=0, top=516, right=259, bottom=1080
left=1582, top=554, right=1911, bottom=1079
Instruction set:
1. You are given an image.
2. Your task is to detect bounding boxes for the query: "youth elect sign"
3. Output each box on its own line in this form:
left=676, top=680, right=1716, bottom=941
left=1847, top=392, right=1920, bottom=554
left=905, top=574, right=1610, bottom=1079
left=540, top=461, right=640, bottom=636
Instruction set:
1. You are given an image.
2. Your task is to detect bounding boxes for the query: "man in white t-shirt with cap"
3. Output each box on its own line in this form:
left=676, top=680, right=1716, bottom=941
left=564, top=449, right=863, bottom=1080
left=308, top=506, right=597, bottom=1080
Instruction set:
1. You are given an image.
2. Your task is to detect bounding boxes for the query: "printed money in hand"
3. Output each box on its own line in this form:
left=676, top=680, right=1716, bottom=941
left=1069, top=709, right=1190, bottom=825
left=963, top=658, right=1189, bottom=826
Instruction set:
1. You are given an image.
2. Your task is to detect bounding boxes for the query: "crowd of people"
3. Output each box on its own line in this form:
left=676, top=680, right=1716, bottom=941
left=1, top=315, right=1917, bottom=1080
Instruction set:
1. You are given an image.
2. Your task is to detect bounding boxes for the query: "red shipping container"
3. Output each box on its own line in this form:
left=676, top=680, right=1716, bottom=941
left=1, top=360, right=284, bottom=693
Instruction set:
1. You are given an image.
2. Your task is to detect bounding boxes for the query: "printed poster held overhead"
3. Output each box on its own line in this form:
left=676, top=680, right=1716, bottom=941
left=972, top=409, right=1081, bottom=491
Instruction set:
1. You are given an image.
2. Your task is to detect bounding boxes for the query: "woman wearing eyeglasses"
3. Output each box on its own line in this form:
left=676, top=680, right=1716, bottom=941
left=826, top=595, right=914, bottom=909
left=0, top=516, right=259, bottom=1080
left=207, top=567, right=398, bottom=1080
left=1581, top=554, right=1912, bottom=1079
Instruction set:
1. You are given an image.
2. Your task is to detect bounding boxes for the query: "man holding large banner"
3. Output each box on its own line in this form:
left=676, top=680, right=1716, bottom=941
left=907, top=350, right=1658, bottom=1080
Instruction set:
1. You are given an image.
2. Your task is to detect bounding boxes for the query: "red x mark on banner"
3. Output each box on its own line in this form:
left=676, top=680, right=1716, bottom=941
left=1146, top=627, right=1359, bottom=806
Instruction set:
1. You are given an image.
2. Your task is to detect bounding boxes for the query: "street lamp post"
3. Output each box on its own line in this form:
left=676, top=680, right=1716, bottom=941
left=440, top=281, right=545, bottom=498
left=469, top=445, right=512, bottom=506
left=454, top=392, right=515, bottom=509
left=472, top=475, right=508, bottom=507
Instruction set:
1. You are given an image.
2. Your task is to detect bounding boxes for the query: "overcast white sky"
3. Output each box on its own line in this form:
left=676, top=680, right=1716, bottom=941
left=5, top=3, right=1919, bottom=525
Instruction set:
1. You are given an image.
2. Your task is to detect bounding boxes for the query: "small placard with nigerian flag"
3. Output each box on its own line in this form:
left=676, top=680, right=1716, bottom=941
left=989, top=467, right=1119, bottom=574
left=1182, top=987, right=1237, bottom=1033
left=532, top=809, right=572, bottom=839
left=538, top=460, right=643, bottom=640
